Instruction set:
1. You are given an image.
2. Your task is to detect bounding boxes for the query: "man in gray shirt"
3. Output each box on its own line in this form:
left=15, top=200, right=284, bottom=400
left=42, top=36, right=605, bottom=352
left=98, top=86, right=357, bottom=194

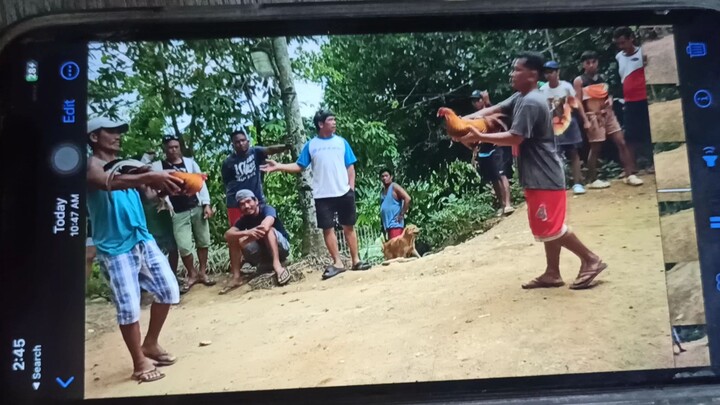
left=460, top=52, right=606, bottom=290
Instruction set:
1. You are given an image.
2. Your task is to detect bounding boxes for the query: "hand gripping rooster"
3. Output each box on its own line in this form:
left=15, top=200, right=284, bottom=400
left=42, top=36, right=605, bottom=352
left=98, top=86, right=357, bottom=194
left=436, top=107, right=510, bottom=150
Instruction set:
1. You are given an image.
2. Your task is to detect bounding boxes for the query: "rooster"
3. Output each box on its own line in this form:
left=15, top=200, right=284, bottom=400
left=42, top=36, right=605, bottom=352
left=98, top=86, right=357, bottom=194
left=549, top=96, right=579, bottom=136
left=438, top=107, right=519, bottom=161
left=437, top=107, right=509, bottom=142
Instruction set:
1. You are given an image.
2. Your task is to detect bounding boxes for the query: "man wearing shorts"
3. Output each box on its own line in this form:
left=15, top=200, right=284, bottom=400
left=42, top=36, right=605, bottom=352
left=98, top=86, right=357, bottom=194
left=467, top=89, right=515, bottom=216
left=261, top=109, right=371, bottom=279
left=614, top=26, right=654, bottom=173
left=221, top=129, right=291, bottom=226
left=458, top=52, right=607, bottom=290
left=152, top=135, right=215, bottom=293
left=379, top=168, right=412, bottom=240
left=86, top=117, right=183, bottom=383
left=573, top=51, right=643, bottom=188
left=220, top=189, right=292, bottom=294
left=539, top=60, right=588, bottom=195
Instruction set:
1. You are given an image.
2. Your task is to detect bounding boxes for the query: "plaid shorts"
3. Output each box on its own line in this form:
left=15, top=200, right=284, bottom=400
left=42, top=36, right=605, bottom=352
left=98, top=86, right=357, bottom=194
left=97, top=239, right=180, bottom=325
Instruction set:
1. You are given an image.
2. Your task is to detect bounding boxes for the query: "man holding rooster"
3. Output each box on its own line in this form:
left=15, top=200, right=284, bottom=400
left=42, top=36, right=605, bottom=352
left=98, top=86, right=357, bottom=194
left=467, top=89, right=515, bottom=216
left=458, top=52, right=607, bottom=290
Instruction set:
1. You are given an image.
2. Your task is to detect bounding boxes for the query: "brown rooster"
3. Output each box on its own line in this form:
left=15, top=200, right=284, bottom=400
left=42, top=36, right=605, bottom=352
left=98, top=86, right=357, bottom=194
left=438, top=107, right=516, bottom=164
left=549, top=96, right=579, bottom=136
left=437, top=107, right=509, bottom=142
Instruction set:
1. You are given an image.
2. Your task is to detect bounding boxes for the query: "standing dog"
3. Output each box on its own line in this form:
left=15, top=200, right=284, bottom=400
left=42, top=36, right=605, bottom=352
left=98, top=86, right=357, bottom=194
left=381, top=225, right=421, bottom=261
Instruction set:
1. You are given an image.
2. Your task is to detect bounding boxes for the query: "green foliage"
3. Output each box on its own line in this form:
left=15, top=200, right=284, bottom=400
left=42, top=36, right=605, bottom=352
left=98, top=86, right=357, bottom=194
left=86, top=264, right=111, bottom=301
left=420, top=193, right=497, bottom=249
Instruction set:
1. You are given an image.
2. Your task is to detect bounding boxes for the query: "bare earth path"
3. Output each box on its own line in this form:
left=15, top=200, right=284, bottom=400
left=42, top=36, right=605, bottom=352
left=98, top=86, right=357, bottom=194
left=85, top=176, right=676, bottom=399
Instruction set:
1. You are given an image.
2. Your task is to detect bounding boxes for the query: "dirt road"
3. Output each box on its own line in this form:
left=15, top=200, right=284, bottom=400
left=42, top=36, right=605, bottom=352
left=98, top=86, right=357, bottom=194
left=85, top=176, right=678, bottom=399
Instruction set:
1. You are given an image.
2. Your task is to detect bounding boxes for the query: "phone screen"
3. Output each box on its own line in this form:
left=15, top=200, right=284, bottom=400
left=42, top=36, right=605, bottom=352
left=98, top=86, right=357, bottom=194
left=2, top=7, right=720, bottom=404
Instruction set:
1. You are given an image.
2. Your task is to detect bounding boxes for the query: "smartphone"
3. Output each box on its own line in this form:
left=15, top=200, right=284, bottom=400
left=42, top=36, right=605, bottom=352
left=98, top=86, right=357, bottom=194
left=2, top=1, right=720, bottom=404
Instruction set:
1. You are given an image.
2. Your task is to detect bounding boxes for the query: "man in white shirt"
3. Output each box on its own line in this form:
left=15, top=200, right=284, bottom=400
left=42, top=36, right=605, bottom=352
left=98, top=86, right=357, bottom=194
left=539, top=61, right=589, bottom=195
left=261, top=110, right=371, bottom=280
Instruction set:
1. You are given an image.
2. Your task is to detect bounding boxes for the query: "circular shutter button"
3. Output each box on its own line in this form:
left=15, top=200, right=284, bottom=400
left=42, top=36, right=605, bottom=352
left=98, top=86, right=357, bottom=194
left=51, top=144, right=82, bottom=175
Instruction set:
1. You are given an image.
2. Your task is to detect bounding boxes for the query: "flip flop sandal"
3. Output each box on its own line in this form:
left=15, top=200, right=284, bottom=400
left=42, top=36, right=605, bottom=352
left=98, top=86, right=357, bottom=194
left=322, top=265, right=346, bottom=280
left=180, top=280, right=198, bottom=295
left=521, top=277, right=565, bottom=289
left=218, top=283, right=243, bottom=295
left=351, top=261, right=371, bottom=271
left=146, top=352, right=177, bottom=367
left=276, top=268, right=291, bottom=286
left=200, top=276, right=217, bottom=287
left=131, top=368, right=165, bottom=383
left=569, top=262, right=608, bottom=290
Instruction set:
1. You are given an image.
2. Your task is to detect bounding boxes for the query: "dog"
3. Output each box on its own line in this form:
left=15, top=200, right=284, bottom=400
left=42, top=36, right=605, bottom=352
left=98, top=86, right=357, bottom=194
left=381, top=225, right=421, bottom=262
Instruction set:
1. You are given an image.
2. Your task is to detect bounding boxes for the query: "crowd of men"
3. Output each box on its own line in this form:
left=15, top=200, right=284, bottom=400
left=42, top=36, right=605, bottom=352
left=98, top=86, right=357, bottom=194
left=84, top=26, right=651, bottom=383
left=467, top=27, right=652, bottom=214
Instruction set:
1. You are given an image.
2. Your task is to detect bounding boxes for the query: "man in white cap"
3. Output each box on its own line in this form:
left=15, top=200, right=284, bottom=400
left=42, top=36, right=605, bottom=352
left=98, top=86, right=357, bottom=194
left=86, top=117, right=184, bottom=383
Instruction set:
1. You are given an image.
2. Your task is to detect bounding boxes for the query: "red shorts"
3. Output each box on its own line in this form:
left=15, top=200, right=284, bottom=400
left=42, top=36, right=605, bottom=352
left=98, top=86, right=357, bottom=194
left=387, top=228, right=404, bottom=239
left=524, top=189, right=568, bottom=242
left=227, top=208, right=243, bottom=227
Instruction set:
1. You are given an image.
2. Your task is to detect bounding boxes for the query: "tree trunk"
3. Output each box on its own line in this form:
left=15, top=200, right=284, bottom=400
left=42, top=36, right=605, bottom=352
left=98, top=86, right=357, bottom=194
left=271, top=36, right=325, bottom=256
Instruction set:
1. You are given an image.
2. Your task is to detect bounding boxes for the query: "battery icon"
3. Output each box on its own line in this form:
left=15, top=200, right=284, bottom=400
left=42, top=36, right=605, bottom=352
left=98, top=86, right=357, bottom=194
left=25, top=60, right=38, bottom=82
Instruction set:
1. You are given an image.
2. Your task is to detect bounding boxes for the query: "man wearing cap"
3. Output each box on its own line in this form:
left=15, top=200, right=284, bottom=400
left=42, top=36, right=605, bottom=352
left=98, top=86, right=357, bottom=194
left=221, top=129, right=292, bottom=227
left=539, top=60, right=589, bottom=195
left=86, top=117, right=184, bottom=383
left=466, top=89, right=515, bottom=216
left=152, top=134, right=216, bottom=293
left=261, top=109, right=372, bottom=280
left=219, top=189, right=292, bottom=294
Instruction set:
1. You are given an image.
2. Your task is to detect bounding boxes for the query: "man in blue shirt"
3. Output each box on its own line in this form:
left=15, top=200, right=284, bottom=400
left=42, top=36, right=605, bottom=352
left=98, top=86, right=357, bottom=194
left=86, top=117, right=184, bottom=383
left=261, top=110, right=371, bottom=279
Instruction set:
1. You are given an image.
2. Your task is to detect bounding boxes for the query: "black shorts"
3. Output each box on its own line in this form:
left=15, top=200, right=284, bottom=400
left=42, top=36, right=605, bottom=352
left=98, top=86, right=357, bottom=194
left=477, top=146, right=513, bottom=182
left=623, top=100, right=652, bottom=144
left=315, top=189, right=357, bottom=230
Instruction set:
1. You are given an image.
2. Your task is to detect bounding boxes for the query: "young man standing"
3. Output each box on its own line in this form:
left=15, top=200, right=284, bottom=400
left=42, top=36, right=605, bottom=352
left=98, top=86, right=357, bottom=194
left=379, top=168, right=412, bottom=240
left=614, top=26, right=654, bottom=174
left=539, top=60, right=588, bottom=195
left=221, top=130, right=291, bottom=226
left=573, top=51, right=643, bottom=188
left=220, top=189, right=292, bottom=294
left=458, top=52, right=607, bottom=290
left=261, top=110, right=371, bottom=279
left=467, top=89, right=515, bottom=216
left=152, top=135, right=215, bottom=293
left=86, top=117, right=183, bottom=382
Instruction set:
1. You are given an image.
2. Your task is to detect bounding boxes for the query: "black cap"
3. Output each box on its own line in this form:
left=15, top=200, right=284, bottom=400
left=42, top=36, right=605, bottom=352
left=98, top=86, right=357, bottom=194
left=470, top=90, right=483, bottom=100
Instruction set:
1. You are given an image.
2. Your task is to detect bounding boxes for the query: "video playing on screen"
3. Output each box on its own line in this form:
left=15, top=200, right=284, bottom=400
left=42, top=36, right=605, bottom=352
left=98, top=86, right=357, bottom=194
left=82, top=24, right=709, bottom=398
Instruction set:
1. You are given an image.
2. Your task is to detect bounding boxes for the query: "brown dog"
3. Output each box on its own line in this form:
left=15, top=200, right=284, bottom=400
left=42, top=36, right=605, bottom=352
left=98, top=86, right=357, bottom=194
left=381, top=225, right=421, bottom=261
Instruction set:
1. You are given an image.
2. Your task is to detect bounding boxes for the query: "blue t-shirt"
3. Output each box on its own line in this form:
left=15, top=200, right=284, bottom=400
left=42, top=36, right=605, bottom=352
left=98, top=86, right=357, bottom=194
left=86, top=188, right=154, bottom=256
left=222, top=147, right=268, bottom=207
left=296, top=134, right=357, bottom=199
left=233, top=204, right=289, bottom=241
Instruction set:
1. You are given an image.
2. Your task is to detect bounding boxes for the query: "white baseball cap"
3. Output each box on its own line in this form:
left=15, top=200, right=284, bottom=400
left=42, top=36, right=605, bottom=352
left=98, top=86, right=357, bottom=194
left=87, top=117, right=129, bottom=135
